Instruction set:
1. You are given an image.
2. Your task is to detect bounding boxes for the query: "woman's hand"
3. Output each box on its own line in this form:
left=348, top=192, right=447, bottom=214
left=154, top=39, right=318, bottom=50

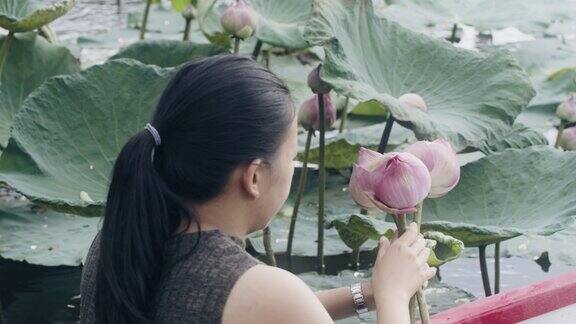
left=371, top=222, right=436, bottom=323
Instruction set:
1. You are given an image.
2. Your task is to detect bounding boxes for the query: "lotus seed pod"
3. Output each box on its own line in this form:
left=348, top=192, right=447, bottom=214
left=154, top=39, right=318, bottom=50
left=220, top=0, right=258, bottom=40
left=405, top=139, right=460, bottom=198
left=298, top=93, right=337, bottom=131
left=399, top=93, right=428, bottom=112
left=349, top=148, right=431, bottom=215
left=560, top=126, right=576, bottom=151
left=182, top=4, right=197, bottom=20
left=307, top=65, right=332, bottom=94
left=556, top=94, right=576, bottom=123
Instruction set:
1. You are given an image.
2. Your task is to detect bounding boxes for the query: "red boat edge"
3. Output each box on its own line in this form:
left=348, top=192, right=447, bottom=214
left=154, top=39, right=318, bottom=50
left=428, top=270, right=576, bottom=324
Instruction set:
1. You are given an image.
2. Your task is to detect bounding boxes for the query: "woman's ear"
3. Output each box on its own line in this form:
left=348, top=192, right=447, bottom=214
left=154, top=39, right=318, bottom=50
left=242, top=159, right=264, bottom=199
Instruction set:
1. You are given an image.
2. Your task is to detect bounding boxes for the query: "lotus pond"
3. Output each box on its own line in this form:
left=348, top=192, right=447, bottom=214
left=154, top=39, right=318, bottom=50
left=1, top=0, right=576, bottom=323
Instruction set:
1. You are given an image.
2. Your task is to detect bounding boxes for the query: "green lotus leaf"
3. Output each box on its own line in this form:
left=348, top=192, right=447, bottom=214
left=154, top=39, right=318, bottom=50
left=423, top=231, right=464, bottom=267
left=516, top=105, right=559, bottom=134
left=198, top=0, right=312, bottom=49
left=530, top=68, right=576, bottom=112
left=330, top=214, right=462, bottom=267
left=128, top=4, right=188, bottom=35
left=299, top=120, right=414, bottom=169
left=248, top=173, right=365, bottom=257
left=331, top=214, right=394, bottom=251
left=478, top=123, right=548, bottom=154
left=350, top=100, right=387, bottom=117
left=268, top=55, right=314, bottom=108
left=503, top=39, right=576, bottom=110
left=0, top=32, right=80, bottom=148
left=172, top=0, right=197, bottom=12
left=0, top=199, right=100, bottom=266
left=299, top=120, right=542, bottom=170
left=421, top=146, right=576, bottom=247
left=109, top=40, right=228, bottom=68
left=304, top=0, right=535, bottom=153
left=0, top=0, right=75, bottom=32
left=381, top=0, right=576, bottom=34
left=0, top=59, right=175, bottom=216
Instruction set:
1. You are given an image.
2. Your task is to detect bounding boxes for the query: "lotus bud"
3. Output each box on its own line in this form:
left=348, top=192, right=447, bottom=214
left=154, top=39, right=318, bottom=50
left=220, top=0, right=258, bottom=40
left=349, top=148, right=431, bottom=215
left=182, top=4, right=197, bottom=20
left=399, top=93, right=428, bottom=112
left=405, top=139, right=460, bottom=198
left=298, top=93, right=337, bottom=131
left=349, top=148, right=382, bottom=209
left=560, top=126, right=576, bottom=151
left=556, top=94, right=576, bottom=123
left=307, top=65, right=332, bottom=94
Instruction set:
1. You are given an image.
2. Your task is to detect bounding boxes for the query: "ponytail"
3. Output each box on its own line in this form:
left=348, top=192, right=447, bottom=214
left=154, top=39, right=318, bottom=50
left=93, top=55, right=293, bottom=323
left=95, top=131, right=195, bottom=323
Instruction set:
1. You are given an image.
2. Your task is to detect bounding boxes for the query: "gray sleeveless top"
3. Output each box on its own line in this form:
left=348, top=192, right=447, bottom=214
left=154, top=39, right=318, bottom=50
left=79, top=229, right=261, bottom=323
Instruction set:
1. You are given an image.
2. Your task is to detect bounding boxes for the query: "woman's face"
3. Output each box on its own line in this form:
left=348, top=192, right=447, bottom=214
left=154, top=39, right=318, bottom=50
left=254, top=116, right=298, bottom=230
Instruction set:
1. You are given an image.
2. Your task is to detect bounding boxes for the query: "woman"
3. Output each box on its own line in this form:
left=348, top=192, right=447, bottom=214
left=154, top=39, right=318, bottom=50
left=80, top=55, right=436, bottom=324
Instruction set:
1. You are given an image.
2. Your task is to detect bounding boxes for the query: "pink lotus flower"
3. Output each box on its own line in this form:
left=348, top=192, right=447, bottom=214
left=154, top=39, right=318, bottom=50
left=399, top=93, right=428, bottom=112
left=220, top=0, right=258, bottom=39
left=405, top=139, right=460, bottom=198
left=349, top=148, right=431, bottom=215
left=556, top=94, right=576, bottom=123
left=298, top=93, right=337, bottom=131
left=560, top=126, right=576, bottom=151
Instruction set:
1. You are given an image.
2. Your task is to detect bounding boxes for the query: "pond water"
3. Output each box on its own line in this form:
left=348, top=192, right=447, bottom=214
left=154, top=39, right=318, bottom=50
left=1, top=1, right=576, bottom=323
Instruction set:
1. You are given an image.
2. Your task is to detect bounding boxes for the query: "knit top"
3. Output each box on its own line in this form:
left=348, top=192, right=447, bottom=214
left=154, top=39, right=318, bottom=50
left=79, top=229, right=261, bottom=323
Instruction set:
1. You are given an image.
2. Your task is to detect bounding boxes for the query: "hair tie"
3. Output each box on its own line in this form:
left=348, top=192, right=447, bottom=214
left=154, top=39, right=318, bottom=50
left=145, top=123, right=162, bottom=146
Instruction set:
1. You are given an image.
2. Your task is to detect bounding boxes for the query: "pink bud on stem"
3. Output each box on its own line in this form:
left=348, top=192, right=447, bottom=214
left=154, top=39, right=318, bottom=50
left=298, top=93, right=337, bottom=132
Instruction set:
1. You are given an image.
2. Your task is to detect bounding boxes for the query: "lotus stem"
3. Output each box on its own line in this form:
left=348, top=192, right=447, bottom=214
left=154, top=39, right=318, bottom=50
left=287, top=130, right=313, bottom=269
left=140, top=0, right=153, bottom=40
left=393, top=214, right=406, bottom=234
left=263, top=226, right=277, bottom=266
left=251, top=39, right=263, bottom=61
left=352, top=247, right=360, bottom=270
left=409, top=298, right=417, bottom=324
left=263, top=50, right=270, bottom=69
left=377, top=115, right=395, bottom=153
left=233, top=37, right=240, bottom=54
left=339, top=97, right=350, bottom=133
left=183, top=18, right=193, bottom=41
left=317, top=93, right=327, bottom=274
left=555, top=121, right=565, bottom=149
left=479, top=245, right=492, bottom=296
left=413, top=203, right=430, bottom=323
left=0, top=31, right=14, bottom=77
left=414, top=202, right=423, bottom=232
left=416, top=290, right=429, bottom=324
left=494, top=242, right=500, bottom=294
left=449, top=23, right=458, bottom=43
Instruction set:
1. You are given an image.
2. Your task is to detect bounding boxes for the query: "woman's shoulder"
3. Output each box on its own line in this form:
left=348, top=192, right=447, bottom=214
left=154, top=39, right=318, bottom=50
left=163, top=229, right=261, bottom=274
left=222, top=265, right=333, bottom=324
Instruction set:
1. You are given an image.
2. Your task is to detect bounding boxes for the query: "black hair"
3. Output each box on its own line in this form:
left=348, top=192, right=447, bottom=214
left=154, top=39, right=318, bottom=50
left=94, top=55, right=294, bottom=323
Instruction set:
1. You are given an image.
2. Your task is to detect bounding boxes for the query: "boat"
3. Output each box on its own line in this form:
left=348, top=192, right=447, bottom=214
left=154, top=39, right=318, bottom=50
left=429, top=270, right=576, bottom=323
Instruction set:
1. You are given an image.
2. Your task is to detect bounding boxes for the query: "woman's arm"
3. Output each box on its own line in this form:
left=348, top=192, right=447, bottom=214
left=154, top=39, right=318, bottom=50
left=314, top=281, right=375, bottom=320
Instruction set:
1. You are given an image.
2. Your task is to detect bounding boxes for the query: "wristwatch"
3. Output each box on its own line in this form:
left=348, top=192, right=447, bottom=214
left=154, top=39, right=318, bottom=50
left=350, top=282, right=369, bottom=319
